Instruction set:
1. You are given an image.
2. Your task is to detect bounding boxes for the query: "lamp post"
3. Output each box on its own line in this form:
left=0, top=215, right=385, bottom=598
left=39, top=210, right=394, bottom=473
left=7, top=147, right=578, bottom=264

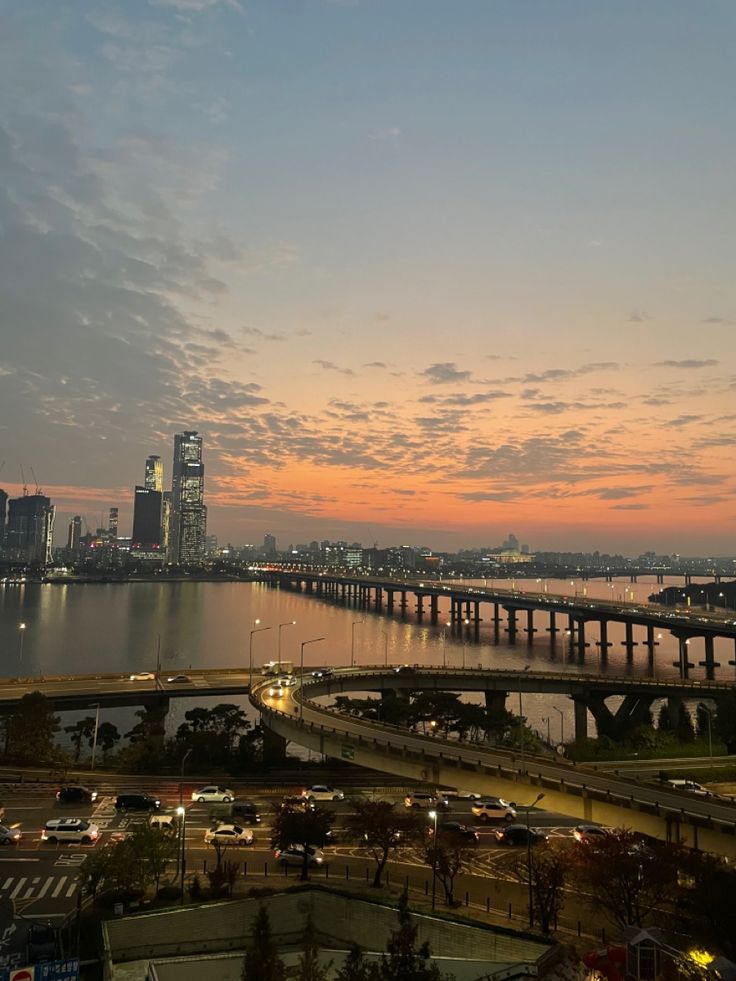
left=518, top=665, right=530, bottom=771
left=428, top=809, right=439, bottom=911
left=90, top=703, right=100, bottom=771
left=277, top=620, right=296, bottom=665
left=698, top=703, right=713, bottom=763
left=299, top=638, right=325, bottom=720
left=176, top=806, right=186, bottom=904
left=542, top=716, right=551, bottom=746
left=248, top=621, right=273, bottom=689
left=351, top=620, right=364, bottom=668
left=553, top=706, right=564, bottom=747
left=18, top=623, right=26, bottom=673
left=525, top=792, right=545, bottom=928
left=179, top=748, right=193, bottom=806
left=440, top=621, right=451, bottom=668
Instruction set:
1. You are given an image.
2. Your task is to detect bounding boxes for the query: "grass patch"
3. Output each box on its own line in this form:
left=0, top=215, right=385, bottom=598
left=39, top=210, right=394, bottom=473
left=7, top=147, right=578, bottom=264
left=566, top=734, right=727, bottom=763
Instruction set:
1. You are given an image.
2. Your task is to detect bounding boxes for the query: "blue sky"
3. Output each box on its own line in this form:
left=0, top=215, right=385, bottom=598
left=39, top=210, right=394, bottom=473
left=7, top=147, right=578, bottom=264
left=1, top=0, right=734, bottom=551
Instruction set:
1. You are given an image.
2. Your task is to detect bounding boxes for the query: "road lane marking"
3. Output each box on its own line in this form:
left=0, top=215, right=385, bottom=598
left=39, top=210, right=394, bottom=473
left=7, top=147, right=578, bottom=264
left=65, top=882, right=77, bottom=897
left=36, top=877, right=54, bottom=899
left=51, top=877, right=68, bottom=898
left=1, top=878, right=12, bottom=888
left=9, top=878, right=27, bottom=898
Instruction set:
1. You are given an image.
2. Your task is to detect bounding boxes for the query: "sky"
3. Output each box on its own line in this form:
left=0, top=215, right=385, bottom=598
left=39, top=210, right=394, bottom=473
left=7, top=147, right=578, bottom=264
left=0, top=0, right=735, bottom=555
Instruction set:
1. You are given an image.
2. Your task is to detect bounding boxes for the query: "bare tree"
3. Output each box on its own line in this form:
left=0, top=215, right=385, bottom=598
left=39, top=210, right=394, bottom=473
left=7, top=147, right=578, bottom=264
left=513, top=843, right=568, bottom=933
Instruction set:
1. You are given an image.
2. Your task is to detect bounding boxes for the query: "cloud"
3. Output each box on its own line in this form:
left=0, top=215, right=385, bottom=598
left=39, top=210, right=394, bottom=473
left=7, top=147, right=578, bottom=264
left=701, top=315, right=730, bottom=324
left=459, top=490, right=516, bottom=502
left=242, top=326, right=287, bottom=342
left=313, top=360, right=355, bottom=376
left=149, top=0, right=243, bottom=11
left=363, top=361, right=388, bottom=370
left=421, top=362, right=472, bottom=385
left=597, top=486, right=652, bottom=500
left=655, top=359, right=719, bottom=369
left=628, top=310, right=652, bottom=323
left=663, top=415, right=703, bottom=428
left=369, top=126, right=401, bottom=141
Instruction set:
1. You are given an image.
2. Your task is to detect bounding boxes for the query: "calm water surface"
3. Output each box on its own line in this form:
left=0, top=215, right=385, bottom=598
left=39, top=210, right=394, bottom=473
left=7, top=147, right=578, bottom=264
left=0, top=577, right=729, bottom=745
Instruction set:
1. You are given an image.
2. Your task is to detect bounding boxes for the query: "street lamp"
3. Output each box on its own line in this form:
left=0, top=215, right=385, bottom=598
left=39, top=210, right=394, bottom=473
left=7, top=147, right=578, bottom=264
left=428, top=809, right=439, bottom=911
left=553, top=706, right=564, bottom=747
left=698, top=703, right=714, bottom=764
left=18, top=623, right=26, bottom=673
left=542, top=716, right=551, bottom=746
left=179, top=748, right=193, bottom=806
left=525, top=792, right=545, bottom=928
left=277, top=620, right=296, bottom=664
left=89, top=703, right=100, bottom=770
left=351, top=620, right=364, bottom=668
left=248, top=621, right=273, bottom=689
left=176, top=806, right=187, bottom=904
left=440, top=621, right=451, bottom=668
left=518, top=665, right=531, bottom=771
left=299, top=638, right=325, bottom=720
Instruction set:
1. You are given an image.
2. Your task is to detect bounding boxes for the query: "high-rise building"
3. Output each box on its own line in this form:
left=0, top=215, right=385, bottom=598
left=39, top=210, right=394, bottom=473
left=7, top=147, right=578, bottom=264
left=132, top=487, right=162, bottom=547
left=67, top=515, right=82, bottom=551
left=145, top=455, right=163, bottom=492
left=5, top=494, right=55, bottom=566
left=0, top=489, right=7, bottom=544
left=263, top=533, right=277, bottom=557
left=108, top=507, right=119, bottom=539
left=161, top=491, right=172, bottom=556
left=170, top=431, right=206, bottom=565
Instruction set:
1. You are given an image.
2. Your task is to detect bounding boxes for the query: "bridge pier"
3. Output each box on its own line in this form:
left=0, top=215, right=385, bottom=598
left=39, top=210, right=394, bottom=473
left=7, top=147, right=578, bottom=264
left=573, top=699, right=588, bottom=741
left=698, top=635, right=720, bottom=680
left=524, top=610, right=536, bottom=642
left=574, top=619, right=588, bottom=655
left=399, top=591, right=408, bottom=617
left=597, top=621, right=612, bottom=653
left=473, top=601, right=482, bottom=639
left=546, top=611, right=559, bottom=636
left=622, top=622, right=638, bottom=658
left=374, top=586, right=383, bottom=613
left=430, top=595, right=438, bottom=625
left=673, top=635, right=695, bottom=679
left=262, top=727, right=288, bottom=765
left=645, top=625, right=659, bottom=651
left=386, top=589, right=395, bottom=613
left=416, top=594, right=425, bottom=619
left=504, top=607, right=518, bottom=642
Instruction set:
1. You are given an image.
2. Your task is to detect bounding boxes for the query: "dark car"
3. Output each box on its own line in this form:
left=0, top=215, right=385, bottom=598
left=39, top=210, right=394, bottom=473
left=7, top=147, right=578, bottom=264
left=115, top=793, right=161, bottom=812
left=310, top=669, right=333, bottom=679
left=231, top=800, right=261, bottom=825
left=394, top=665, right=416, bottom=675
left=56, top=785, right=97, bottom=805
left=432, top=822, right=480, bottom=844
left=495, top=824, right=548, bottom=847
left=573, top=824, right=609, bottom=844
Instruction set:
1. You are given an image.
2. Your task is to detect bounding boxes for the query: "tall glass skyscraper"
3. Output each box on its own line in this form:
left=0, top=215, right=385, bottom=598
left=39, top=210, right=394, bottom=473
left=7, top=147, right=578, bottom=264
left=169, top=431, right=206, bottom=565
left=145, top=455, right=163, bottom=492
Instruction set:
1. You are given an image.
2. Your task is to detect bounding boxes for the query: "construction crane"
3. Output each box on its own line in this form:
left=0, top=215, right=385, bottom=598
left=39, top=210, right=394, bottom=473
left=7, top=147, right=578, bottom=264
left=19, top=465, right=28, bottom=497
left=29, top=466, right=42, bottom=496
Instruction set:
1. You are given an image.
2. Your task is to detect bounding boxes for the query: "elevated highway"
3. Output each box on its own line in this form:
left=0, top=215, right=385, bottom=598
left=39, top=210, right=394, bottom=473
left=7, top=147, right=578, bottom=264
left=250, top=666, right=736, bottom=858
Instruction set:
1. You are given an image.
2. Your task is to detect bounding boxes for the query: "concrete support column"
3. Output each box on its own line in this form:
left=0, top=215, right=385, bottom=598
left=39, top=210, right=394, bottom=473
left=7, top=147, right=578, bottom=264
left=399, top=591, right=408, bottom=617
left=416, top=594, right=425, bottom=619
left=524, top=609, right=536, bottom=643
left=474, top=601, right=481, bottom=640
left=699, top=635, right=719, bottom=680
left=491, top=603, right=502, bottom=625
left=673, top=636, right=694, bottom=679
left=430, top=595, right=439, bottom=625
left=547, top=611, right=559, bottom=635
left=598, top=621, right=611, bottom=651
left=374, top=586, right=383, bottom=612
left=505, top=607, right=518, bottom=642
left=573, top=700, right=588, bottom=741
left=623, top=622, right=638, bottom=658
left=645, top=625, right=659, bottom=651
left=575, top=619, right=587, bottom=655
left=262, top=727, right=287, bottom=765
left=386, top=590, right=394, bottom=612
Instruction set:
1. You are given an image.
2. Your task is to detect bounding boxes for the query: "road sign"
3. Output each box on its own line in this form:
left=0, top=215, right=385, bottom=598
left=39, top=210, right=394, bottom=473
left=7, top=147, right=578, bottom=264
left=8, top=968, right=34, bottom=981
left=37, top=959, right=80, bottom=981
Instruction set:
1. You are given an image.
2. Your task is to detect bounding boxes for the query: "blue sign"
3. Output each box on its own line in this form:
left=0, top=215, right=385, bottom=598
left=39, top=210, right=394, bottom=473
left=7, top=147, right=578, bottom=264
left=36, top=959, right=80, bottom=981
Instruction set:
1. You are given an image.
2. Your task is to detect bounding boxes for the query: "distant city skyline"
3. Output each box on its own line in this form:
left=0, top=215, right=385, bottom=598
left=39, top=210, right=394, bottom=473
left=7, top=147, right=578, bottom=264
left=1, top=2, right=734, bottom=554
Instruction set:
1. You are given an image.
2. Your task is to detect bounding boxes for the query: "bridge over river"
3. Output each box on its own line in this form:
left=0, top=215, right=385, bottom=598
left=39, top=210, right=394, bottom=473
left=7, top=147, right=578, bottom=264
left=261, top=570, right=736, bottom=679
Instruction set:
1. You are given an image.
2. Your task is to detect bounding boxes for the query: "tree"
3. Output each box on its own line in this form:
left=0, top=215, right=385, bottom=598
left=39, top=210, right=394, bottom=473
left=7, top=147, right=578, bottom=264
left=378, top=891, right=445, bottom=981
left=7, top=692, right=60, bottom=763
left=95, top=722, right=121, bottom=762
left=453, top=702, right=487, bottom=742
left=657, top=703, right=672, bottom=732
left=676, top=851, right=736, bottom=959
left=514, top=843, right=568, bottom=934
left=675, top=709, right=696, bottom=744
left=270, top=803, right=332, bottom=881
left=424, top=831, right=473, bottom=907
left=714, top=692, right=736, bottom=752
left=64, top=716, right=96, bottom=763
left=80, top=825, right=177, bottom=898
left=293, top=917, right=332, bottom=981
left=335, top=945, right=378, bottom=981
left=570, top=828, right=681, bottom=929
left=242, top=905, right=286, bottom=981
left=347, top=800, right=422, bottom=888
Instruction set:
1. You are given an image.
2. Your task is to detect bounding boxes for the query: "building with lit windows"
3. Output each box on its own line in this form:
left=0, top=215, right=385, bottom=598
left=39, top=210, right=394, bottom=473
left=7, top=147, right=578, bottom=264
left=145, top=455, right=163, bottom=492
left=169, top=431, right=206, bottom=565
left=4, top=493, right=55, bottom=566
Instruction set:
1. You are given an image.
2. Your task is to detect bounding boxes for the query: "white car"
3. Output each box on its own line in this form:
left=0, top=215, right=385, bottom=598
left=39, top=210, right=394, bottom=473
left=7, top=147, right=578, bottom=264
left=278, top=676, right=297, bottom=687
left=42, top=819, right=100, bottom=844
left=191, top=786, right=234, bottom=803
left=204, top=824, right=254, bottom=846
left=404, top=793, right=449, bottom=810
left=274, top=845, right=325, bottom=867
left=302, top=785, right=345, bottom=802
left=269, top=683, right=285, bottom=698
left=444, top=789, right=482, bottom=800
left=129, top=672, right=156, bottom=681
left=471, top=798, right=517, bottom=822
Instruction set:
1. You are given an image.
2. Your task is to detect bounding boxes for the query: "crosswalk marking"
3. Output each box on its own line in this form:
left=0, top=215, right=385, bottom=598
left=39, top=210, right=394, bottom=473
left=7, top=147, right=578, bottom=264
left=9, top=878, right=27, bottom=898
left=0, top=873, right=79, bottom=904
left=36, top=877, right=54, bottom=899
left=51, top=877, right=68, bottom=899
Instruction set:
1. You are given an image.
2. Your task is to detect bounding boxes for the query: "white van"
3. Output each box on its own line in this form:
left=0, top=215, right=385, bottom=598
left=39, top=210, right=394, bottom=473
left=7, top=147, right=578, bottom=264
left=149, top=813, right=177, bottom=830
left=666, top=779, right=710, bottom=797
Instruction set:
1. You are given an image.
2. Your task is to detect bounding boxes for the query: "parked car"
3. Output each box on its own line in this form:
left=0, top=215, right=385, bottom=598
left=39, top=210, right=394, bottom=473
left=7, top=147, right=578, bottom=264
left=42, top=818, right=100, bottom=844
left=191, top=786, right=234, bottom=803
left=204, top=823, right=254, bottom=846
left=494, top=824, right=548, bottom=847
left=471, top=798, right=517, bottom=822
left=573, top=824, right=609, bottom=844
left=166, top=674, right=191, bottom=684
left=0, top=825, right=22, bottom=846
left=149, top=813, right=178, bottom=830
left=115, top=793, right=161, bottom=812
left=302, top=785, right=345, bottom=802
left=56, top=785, right=97, bottom=805
left=404, top=793, right=449, bottom=810
left=429, top=822, right=479, bottom=844
left=129, top=672, right=156, bottom=681
left=274, top=845, right=325, bottom=867
left=231, top=801, right=261, bottom=824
